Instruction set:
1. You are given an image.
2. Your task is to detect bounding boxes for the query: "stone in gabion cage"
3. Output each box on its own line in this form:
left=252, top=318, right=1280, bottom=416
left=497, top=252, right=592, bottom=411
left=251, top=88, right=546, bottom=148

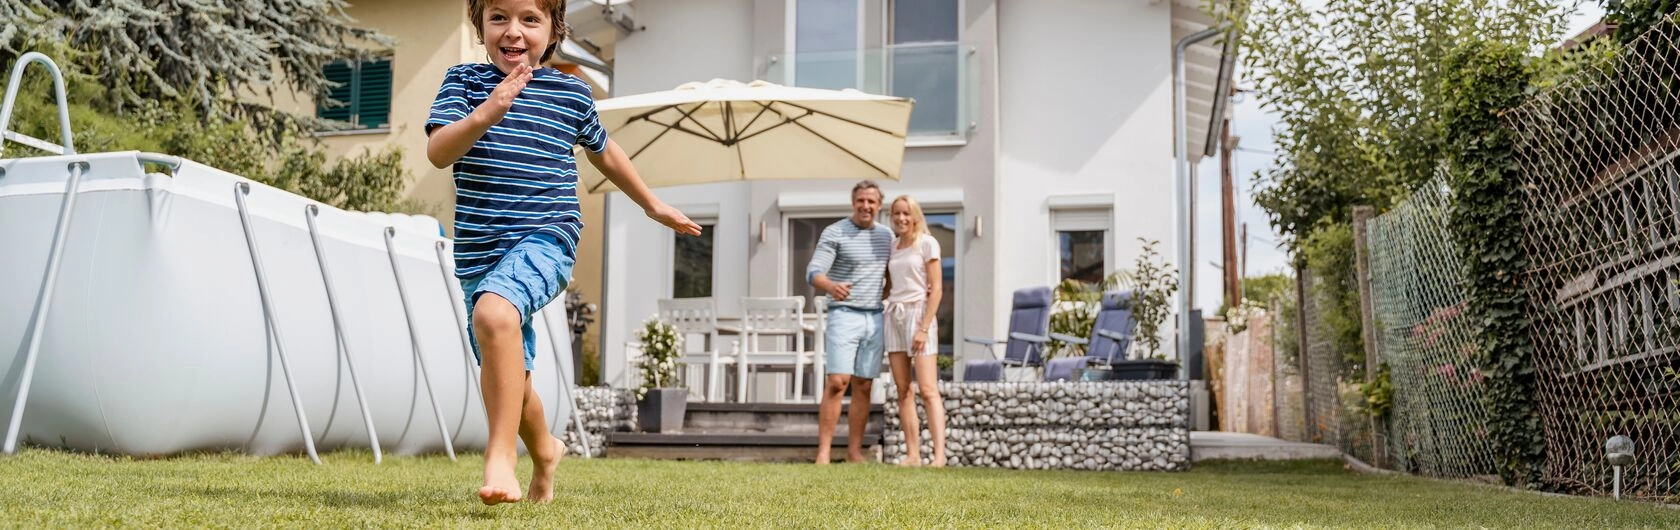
left=882, top=381, right=1190, bottom=471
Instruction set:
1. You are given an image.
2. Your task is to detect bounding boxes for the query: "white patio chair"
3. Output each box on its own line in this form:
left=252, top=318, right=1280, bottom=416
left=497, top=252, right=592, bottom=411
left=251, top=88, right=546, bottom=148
left=658, top=297, right=734, bottom=402
left=736, top=296, right=817, bottom=403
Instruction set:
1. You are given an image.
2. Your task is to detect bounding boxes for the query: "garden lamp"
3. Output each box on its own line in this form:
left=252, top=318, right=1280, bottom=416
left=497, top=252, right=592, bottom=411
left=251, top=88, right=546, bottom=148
left=1605, top=435, right=1634, bottom=499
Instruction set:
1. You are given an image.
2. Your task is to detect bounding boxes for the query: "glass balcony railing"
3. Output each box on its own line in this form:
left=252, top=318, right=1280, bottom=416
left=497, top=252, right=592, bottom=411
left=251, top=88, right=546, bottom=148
left=766, top=42, right=978, bottom=142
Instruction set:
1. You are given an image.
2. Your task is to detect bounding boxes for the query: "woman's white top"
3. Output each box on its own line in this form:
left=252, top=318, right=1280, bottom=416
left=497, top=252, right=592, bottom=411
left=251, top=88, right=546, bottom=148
left=886, top=234, right=941, bottom=304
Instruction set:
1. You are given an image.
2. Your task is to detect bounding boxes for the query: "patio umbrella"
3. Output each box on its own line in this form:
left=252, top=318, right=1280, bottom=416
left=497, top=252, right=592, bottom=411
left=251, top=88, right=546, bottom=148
left=578, top=79, right=913, bottom=193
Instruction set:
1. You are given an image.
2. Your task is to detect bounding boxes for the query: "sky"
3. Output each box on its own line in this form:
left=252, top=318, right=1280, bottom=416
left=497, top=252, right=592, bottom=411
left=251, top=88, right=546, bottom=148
left=1187, top=1, right=1605, bottom=312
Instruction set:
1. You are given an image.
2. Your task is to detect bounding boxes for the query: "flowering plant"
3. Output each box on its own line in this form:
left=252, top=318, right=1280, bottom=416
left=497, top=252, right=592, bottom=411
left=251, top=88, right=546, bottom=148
left=634, top=316, right=683, bottom=400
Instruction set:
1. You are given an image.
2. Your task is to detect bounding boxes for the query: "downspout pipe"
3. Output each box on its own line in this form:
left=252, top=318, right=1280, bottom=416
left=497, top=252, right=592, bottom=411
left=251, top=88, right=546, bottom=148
left=1174, top=26, right=1224, bottom=375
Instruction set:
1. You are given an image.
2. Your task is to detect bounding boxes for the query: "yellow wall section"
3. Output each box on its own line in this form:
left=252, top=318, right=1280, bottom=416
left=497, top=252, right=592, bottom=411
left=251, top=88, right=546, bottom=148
left=270, top=0, right=609, bottom=353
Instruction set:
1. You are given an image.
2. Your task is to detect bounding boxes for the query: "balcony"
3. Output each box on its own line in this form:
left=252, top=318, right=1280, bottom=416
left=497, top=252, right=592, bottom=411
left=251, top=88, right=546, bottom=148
left=767, top=42, right=979, bottom=144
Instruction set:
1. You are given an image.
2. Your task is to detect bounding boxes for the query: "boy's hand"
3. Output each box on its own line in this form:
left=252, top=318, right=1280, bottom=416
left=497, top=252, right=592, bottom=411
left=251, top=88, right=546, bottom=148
left=647, top=202, right=703, bottom=236
left=477, top=64, right=532, bottom=124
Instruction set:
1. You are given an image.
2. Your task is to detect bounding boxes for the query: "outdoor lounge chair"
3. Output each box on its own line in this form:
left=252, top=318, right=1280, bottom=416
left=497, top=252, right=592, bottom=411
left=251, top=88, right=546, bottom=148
left=1043, top=357, right=1089, bottom=382
left=962, top=286, right=1053, bottom=382
left=1049, top=290, right=1137, bottom=366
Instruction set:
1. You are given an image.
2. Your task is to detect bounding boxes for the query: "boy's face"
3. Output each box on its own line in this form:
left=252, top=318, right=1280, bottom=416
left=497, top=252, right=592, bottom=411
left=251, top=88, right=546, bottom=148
left=482, top=0, right=553, bottom=73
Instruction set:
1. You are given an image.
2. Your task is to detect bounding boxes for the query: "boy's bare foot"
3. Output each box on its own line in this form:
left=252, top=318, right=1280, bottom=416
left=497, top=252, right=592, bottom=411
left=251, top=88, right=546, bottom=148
left=479, top=455, right=523, bottom=505
left=930, top=455, right=947, bottom=468
left=846, top=452, right=867, bottom=464
left=815, top=448, right=831, bottom=465
left=528, top=435, right=564, bottom=503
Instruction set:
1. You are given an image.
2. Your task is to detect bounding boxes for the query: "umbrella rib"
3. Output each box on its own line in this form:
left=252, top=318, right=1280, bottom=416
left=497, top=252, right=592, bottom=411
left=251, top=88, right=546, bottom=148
left=724, top=101, right=737, bottom=144
left=625, top=103, right=681, bottom=124
left=674, top=102, right=727, bottom=144
left=735, top=102, right=774, bottom=139
left=629, top=103, right=722, bottom=162
left=733, top=102, right=811, bottom=144
left=778, top=101, right=906, bottom=139
left=765, top=105, right=891, bottom=177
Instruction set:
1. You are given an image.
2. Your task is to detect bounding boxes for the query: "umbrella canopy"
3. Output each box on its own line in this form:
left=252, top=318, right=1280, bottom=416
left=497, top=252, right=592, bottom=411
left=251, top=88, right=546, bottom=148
left=578, top=79, right=913, bottom=193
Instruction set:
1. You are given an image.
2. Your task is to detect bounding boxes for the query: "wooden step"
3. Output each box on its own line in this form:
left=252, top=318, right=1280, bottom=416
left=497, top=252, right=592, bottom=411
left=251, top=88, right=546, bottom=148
left=607, top=430, right=883, bottom=462
left=682, top=401, right=885, bottom=434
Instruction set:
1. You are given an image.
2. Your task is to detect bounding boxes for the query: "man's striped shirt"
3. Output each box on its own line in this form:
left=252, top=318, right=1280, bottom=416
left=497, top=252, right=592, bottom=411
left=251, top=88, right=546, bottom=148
left=426, top=63, right=607, bottom=278
left=806, top=218, right=894, bottom=311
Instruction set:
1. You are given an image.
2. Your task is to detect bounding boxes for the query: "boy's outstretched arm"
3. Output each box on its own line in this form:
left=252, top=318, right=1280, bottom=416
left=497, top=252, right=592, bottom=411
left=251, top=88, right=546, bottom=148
left=586, top=139, right=703, bottom=236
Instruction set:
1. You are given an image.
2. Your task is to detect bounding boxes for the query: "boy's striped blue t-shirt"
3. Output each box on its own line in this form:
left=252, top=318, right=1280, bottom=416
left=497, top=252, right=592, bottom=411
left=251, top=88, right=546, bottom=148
left=425, top=63, right=608, bottom=279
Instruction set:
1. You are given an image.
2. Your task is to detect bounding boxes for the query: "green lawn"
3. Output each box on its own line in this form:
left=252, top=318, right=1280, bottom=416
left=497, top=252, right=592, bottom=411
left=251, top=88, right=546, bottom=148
left=0, top=449, right=1672, bottom=528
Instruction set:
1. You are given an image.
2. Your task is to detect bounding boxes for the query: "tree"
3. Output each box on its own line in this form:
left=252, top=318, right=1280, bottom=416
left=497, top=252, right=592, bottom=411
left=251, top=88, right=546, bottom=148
left=1604, top=0, right=1680, bottom=44
left=1239, top=0, right=1568, bottom=251
left=3, top=0, right=390, bottom=125
left=1235, top=0, right=1570, bottom=379
left=1, top=1, right=418, bottom=214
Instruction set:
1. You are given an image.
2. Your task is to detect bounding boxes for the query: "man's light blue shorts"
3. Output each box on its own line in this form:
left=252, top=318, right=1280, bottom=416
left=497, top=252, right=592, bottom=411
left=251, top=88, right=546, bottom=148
left=826, top=306, right=885, bottom=379
left=460, top=234, right=573, bottom=372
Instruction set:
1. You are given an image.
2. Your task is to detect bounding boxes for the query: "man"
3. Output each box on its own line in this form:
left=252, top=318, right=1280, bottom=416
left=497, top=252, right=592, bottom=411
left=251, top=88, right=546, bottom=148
left=806, top=180, right=894, bottom=464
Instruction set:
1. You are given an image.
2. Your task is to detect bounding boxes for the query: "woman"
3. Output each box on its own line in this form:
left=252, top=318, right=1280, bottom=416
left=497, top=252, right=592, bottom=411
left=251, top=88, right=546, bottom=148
left=882, top=195, right=947, bottom=467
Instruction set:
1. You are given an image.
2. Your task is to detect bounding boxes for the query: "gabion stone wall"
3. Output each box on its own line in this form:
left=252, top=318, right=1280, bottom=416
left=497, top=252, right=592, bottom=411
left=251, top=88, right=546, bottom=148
left=884, top=381, right=1190, bottom=471
left=563, top=388, right=636, bottom=457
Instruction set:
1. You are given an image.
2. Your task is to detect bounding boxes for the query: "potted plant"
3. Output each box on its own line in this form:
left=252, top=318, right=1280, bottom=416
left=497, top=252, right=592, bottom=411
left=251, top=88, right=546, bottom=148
left=635, top=316, right=687, bottom=433
left=1111, top=239, right=1180, bottom=380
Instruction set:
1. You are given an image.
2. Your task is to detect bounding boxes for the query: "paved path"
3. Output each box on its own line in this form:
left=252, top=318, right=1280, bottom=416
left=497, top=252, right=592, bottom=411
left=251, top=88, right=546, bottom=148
left=1190, top=431, right=1344, bottom=462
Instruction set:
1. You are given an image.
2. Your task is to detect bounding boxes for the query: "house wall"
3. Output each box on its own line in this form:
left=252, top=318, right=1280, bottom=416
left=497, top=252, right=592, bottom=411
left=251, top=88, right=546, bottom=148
left=995, top=0, right=1179, bottom=355
left=269, top=0, right=474, bottom=225
left=599, top=0, right=1183, bottom=387
left=602, top=0, right=759, bottom=387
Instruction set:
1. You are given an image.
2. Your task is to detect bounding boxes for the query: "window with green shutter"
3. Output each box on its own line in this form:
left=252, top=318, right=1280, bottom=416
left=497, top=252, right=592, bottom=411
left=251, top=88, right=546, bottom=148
left=317, top=57, right=392, bottom=130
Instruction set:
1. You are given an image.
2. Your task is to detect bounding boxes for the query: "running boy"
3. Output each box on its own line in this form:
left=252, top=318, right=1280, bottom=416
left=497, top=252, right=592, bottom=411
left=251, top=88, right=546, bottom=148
left=426, top=0, right=701, bottom=506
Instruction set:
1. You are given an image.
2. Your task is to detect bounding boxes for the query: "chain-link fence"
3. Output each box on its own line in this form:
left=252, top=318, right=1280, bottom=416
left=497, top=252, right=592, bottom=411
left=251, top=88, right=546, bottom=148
left=1502, top=18, right=1680, bottom=499
left=1271, top=297, right=1309, bottom=443
left=1243, top=14, right=1680, bottom=502
left=1366, top=178, right=1498, bottom=478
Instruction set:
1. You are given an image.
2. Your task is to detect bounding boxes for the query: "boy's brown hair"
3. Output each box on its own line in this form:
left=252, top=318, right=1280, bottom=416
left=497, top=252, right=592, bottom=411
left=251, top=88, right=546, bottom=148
left=468, top=0, right=571, bottom=64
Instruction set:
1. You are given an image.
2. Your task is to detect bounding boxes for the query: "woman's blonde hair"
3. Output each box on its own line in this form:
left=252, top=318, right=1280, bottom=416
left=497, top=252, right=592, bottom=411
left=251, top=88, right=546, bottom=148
left=889, top=195, right=930, bottom=244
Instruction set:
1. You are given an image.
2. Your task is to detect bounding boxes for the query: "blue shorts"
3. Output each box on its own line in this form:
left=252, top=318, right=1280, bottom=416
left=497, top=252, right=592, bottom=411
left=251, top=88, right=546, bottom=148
left=826, top=306, right=885, bottom=379
left=460, top=234, right=574, bottom=372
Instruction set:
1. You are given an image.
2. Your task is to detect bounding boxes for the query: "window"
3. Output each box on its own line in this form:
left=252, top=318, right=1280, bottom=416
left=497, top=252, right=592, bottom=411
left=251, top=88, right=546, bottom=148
left=889, top=0, right=960, bottom=136
left=787, top=216, right=846, bottom=308
left=673, top=224, right=715, bottom=298
left=794, top=0, right=860, bottom=90
left=926, top=212, right=958, bottom=356
left=318, top=57, right=392, bottom=130
left=1059, top=231, right=1105, bottom=285
left=1052, top=207, right=1112, bottom=286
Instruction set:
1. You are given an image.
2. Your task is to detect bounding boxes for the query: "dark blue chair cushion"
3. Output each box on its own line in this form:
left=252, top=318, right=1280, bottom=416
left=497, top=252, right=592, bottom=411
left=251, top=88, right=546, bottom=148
left=1087, top=290, right=1136, bottom=364
left=1004, top=286, right=1053, bottom=366
left=1044, top=357, right=1089, bottom=382
left=964, top=360, right=1003, bottom=382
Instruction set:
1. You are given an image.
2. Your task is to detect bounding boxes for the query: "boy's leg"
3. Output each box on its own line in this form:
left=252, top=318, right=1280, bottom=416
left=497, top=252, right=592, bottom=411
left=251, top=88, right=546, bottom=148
left=474, top=293, right=526, bottom=505
left=516, top=376, right=562, bottom=503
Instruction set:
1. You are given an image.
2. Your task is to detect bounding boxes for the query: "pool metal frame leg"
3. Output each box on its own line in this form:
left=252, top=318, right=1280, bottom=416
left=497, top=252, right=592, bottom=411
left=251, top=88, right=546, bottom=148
left=304, top=205, right=382, bottom=464
left=234, top=182, right=321, bottom=465
left=434, top=241, right=486, bottom=431
left=2, top=52, right=81, bottom=455
left=384, top=227, right=457, bottom=461
left=538, top=306, right=593, bottom=458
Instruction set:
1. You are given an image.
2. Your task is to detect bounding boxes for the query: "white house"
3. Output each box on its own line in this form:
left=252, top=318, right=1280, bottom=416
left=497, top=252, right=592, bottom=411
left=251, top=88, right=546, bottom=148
left=573, top=0, right=1237, bottom=391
